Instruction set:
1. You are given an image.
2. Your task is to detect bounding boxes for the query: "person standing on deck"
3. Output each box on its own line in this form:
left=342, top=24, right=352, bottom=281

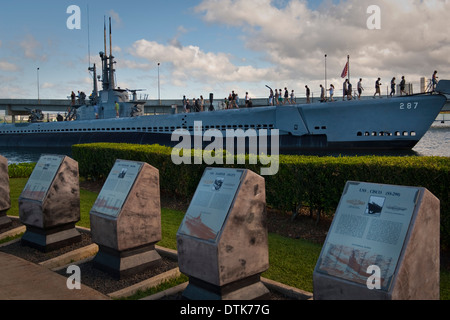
left=432, top=70, right=439, bottom=91
left=373, top=78, right=382, bottom=98
left=290, top=90, right=295, bottom=104
left=343, top=79, right=348, bottom=101
left=390, top=77, right=396, bottom=97
left=357, top=78, right=364, bottom=99
left=269, top=88, right=274, bottom=106
left=328, top=84, right=335, bottom=102
left=400, top=76, right=407, bottom=95
left=115, top=101, right=120, bottom=118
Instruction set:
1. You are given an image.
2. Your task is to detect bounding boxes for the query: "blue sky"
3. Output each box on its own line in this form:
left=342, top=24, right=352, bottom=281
left=0, top=0, right=449, bottom=101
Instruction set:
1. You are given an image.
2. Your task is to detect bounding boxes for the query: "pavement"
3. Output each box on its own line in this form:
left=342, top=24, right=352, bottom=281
left=0, top=220, right=313, bottom=301
left=0, top=222, right=109, bottom=300
left=0, top=251, right=109, bottom=300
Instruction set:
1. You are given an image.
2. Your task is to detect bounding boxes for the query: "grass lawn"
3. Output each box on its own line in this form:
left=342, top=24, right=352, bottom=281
left=6, top=178, right=450, bottom=299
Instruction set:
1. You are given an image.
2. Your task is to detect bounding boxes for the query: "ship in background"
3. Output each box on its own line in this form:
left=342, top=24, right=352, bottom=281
left=0, top=19, right=449, bottom=153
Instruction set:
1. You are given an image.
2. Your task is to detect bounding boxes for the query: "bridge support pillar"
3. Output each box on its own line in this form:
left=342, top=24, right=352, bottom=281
left=6, top=105, right=16, bottom=124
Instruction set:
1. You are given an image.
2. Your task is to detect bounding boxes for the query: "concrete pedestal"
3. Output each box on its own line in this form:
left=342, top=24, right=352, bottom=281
left=0, top=213, right=12, bottom=231
left=93, top=244, right=162, bottom=279
left=20, top=223, right=81, bottom=253
left=183, top=275, right=270, bottom=300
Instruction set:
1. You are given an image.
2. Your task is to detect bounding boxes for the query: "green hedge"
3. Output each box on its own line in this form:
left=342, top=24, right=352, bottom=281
left=72, top=143, right=450, bottom=248
left=7, top=163, right=36, bottom=179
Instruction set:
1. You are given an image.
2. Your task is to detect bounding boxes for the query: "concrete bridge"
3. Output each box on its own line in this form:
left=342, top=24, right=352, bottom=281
left=0, top=98, right=183, bottom=121
left=0, top=97, right=276, bottom=122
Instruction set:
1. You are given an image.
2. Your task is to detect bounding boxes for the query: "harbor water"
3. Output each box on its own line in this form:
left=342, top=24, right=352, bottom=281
left=0, top=122, right=448, bottom=164
left=412, top=123, right=449, bottom=157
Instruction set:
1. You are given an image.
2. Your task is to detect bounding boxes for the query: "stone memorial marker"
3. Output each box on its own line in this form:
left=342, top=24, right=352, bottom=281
left=19, top=154, right=81, bottom=252
left=177, top=167, right=269, bottom=300
left=313, top=181, right=440, bottom=300
left=90, top=159, right=162, bottom=279
left=0, top=155, right=12, bottom=230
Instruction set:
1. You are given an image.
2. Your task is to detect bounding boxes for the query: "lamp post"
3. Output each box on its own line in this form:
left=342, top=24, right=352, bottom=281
left=37, top=67, right=40, bottom=105
left=324, top=54, right=327, bottom=100
left=157, top=62, right=161, bottom=105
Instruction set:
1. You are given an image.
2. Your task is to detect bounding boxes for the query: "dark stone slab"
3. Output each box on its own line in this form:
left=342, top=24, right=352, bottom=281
left=20, top=223, right=81, bottom=253
left=0, top=213, right=12, bottom=231
left=92, top=244, right=162, bottom=280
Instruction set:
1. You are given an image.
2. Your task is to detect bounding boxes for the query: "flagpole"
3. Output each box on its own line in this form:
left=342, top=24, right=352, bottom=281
left=347, top=55, right=350, bottom=85
left=325, top=54, right=328, bottom=99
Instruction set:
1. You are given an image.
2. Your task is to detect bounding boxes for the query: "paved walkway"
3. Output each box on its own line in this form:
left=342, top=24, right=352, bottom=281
left=0, top=252, right=109, bottom=300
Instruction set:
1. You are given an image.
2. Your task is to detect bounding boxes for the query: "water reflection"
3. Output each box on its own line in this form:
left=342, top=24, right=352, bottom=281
left=0, top=147, right=72, bottom=164
left=413, top=124, right=450, bottom=157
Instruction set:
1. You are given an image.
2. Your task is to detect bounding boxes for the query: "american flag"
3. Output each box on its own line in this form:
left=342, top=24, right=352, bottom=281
left=341, top=62, right=348, bottom=78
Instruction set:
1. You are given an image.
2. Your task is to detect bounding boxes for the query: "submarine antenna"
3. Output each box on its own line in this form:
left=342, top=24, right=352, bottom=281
left=87, top=4, right=91, bottom=69
left=109, top=17, right=116, bottom=90
left=101, top=16, right=109, bottom=91
left=86, top=5, right=98, bottom=99
left=109, top=17, right=112, bottom=58
left=104, top=16, right=107, bottom=57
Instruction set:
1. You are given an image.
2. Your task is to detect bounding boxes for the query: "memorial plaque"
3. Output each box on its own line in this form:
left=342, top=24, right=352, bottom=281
left=21, top=155, right=65, bottom=202
left=91, top=160, right=143, bottom=218
left=177, top=167, right=269, bottom=300
left=90, top=159, right=162, bottom=279
left=313, top=181, right=440, bottom=300
left=19, top=155, right=81, bottom=252
left=178, top=168, right=244, bottom=242
left=0, top=155, right=12, bottom=230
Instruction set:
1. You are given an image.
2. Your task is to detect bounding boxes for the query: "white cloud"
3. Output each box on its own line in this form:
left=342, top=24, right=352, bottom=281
left=130, top=39, right=274, bottom=87
left=169, top=25, right=189, bottom=49
left=118, top=59, right=152, bottom=71
left=0, top=61, right=19, bottom=72
left=20, top=34, right=47, bottom=61
left=41, top=82, right=55, bottom=89
left=194, top=0, right=450, bottom=87
left=109, top=10, right=123, bottom=28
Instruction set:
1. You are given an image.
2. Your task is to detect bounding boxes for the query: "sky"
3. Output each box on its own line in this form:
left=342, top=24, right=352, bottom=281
left=0, top=0, right=449, bottom=101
